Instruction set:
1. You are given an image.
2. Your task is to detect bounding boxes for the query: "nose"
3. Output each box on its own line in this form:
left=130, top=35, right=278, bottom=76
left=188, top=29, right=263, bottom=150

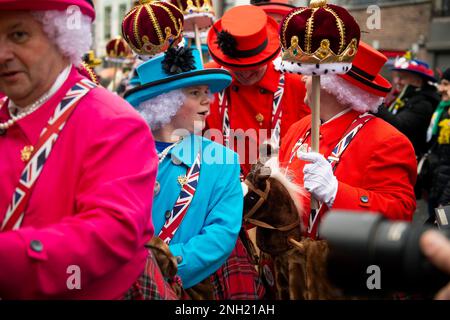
left=202, top=94, right=211, bottom=105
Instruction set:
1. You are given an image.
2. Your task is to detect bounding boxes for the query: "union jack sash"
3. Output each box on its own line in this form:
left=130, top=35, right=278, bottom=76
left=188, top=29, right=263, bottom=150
left=1, top=79, right=96, bottom=231
left=158, top=151, right=201, bottom=244
left=286, top=113, right=374, bottom=238
left=218, top=74, right=285, bottom=149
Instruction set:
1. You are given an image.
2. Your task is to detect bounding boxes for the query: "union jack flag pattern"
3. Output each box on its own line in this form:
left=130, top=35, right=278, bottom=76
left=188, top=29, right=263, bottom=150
left=270, top=74, right=285, bottom=148
left=218, top=74, right=286, bottom=150
left=327, top=113, right=374, bottom=167
left=158, top=151, right=202, bottom=244
left=1, top=79, right=96, bottom=231
left=308, top=113, right=374, bottom=238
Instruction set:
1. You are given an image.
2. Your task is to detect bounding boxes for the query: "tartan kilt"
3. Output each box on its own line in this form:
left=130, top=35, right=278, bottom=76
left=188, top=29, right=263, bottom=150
left=209, top=235, right=265, bottom=300
left=123, top=249, right=179, bottom=300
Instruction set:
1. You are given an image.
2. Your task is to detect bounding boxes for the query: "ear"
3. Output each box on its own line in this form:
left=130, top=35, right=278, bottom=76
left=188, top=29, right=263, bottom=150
left=259, top=141, right=278, bottom=164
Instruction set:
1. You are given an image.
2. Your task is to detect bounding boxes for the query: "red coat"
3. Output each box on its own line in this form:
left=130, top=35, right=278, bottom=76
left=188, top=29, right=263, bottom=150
left=205, top=61, right=310, bottom=176
left=279, top=109, right=417, bottom=236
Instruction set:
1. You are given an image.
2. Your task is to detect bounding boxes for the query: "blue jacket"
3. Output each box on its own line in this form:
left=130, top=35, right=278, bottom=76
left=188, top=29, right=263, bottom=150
left=152, top=134, right=243, bottom=288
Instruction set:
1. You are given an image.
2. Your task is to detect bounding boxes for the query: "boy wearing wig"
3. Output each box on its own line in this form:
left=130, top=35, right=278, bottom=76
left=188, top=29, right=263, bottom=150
left=125, top=47, right=261, bottom=298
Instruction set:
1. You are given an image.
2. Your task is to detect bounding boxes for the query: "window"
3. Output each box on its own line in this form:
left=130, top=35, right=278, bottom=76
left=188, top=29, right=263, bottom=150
left=434, top=0, right=450, bottom=16
left=119, top=3, right=128, bottom=32
left=104, top=6, right=112, bottom=40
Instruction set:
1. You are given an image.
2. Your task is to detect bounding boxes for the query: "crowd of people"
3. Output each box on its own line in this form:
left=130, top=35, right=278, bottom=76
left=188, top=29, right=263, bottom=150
left=0, top=0, right=450, bottom=300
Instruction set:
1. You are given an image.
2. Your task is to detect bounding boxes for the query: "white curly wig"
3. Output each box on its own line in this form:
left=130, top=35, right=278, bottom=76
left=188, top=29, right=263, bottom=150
left=137, top=89, right=186, bottom=129
left=320, top=74, right=384, bottom=113
left=32, top=10, right=93, bottom=67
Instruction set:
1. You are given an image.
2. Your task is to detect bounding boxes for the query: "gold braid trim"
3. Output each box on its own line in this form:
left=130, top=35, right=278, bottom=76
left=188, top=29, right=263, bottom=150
left=324, top=6, right=345, bottom=55
left=281, top=7, right=309, bottom=49
left=133, top=5, right=144, bottom=50
left=153, top=2, right=183, bottom=36
left=80, top=62, right=99, bottom=85
left=145, top=4, right=164, bottom=44
left=305, top=8, right=318, bottom=54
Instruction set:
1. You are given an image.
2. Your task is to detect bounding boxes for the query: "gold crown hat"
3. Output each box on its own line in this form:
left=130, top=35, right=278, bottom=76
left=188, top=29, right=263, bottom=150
left=276, top=0, right=361, bottom=75
left=122, top=0, right=184, bottom=59
left=82, top=50, right=102, bottom=67
left=169, top=0, right=215, bottom=39
left=105, top=36, right=134, bottom=63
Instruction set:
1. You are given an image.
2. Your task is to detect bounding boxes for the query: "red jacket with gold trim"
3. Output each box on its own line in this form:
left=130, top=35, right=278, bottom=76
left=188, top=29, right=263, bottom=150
left=279, top=109, right=417, bottom=235
left=205, top=61, right=310, bottom=176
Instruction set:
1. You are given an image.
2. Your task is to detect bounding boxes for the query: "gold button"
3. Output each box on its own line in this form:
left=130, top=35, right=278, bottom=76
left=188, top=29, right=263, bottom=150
left=255, top=113, right=264, bottom=123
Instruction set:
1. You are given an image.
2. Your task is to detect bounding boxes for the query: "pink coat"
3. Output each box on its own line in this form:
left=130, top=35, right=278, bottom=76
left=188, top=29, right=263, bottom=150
left=0, top=67, right=157, bottom=299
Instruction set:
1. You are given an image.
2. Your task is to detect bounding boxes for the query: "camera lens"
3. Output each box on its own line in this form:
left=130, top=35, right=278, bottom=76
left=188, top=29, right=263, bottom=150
left=319, top=211, right=450, bottom=295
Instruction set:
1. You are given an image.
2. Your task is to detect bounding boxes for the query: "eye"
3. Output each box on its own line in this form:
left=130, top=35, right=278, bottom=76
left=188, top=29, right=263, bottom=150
left=189, top=90, right=200, bottom=97
left=10, top=31, right=29, bottom=43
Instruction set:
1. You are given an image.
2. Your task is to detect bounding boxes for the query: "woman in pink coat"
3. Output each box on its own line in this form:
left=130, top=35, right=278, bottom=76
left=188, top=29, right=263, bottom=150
left=0, top=0, right=170, bottom=299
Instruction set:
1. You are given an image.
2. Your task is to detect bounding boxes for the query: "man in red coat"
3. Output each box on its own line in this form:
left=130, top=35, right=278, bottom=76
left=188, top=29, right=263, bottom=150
left=205, top=5, right=309, bottom=177
left=279, top=42, right=417, bottom=239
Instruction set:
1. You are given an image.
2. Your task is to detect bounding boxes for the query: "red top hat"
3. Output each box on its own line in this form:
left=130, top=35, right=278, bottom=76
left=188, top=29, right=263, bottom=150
left=207, top=5, right=280, bottom=70
left=339, top=42, right=392, bottom=97
left=0, top=0, right=95, bottom=19
left=251, top=0, right=296, bottom=17
left=278, top=0, right=360, bottom=75
left=122, top=1, right=184, bottom=58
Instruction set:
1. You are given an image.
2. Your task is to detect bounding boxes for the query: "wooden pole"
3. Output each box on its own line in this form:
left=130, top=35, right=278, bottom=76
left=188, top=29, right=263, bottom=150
left=194, top=23, right=204, bottom=65
left=310, top=75, right=321, bottom=210
left=112, top=61, right=118, bottom=92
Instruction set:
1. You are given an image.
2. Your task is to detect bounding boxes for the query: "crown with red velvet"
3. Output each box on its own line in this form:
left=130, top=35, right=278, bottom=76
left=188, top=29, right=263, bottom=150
left=169, top=0, right=215, bottom=38
left=122, top=0, right=184, bottom=57
left=106, top=37, right=133, bottom=60
left=277, top=0, right=360, bottom=75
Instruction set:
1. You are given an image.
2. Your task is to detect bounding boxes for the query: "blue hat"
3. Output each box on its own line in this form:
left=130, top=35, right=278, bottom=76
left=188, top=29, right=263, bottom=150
left=124, top=47, right=231, bottom=107
left=391, top=56, right=437, bottom=83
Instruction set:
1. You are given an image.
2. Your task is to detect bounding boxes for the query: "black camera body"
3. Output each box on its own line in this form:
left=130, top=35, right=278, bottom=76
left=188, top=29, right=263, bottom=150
left=319, top=210, right=450, bottom=295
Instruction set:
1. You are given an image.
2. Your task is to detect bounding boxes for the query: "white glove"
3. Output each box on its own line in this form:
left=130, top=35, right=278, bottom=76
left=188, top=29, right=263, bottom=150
left=297, top=151, right=338, bottom=208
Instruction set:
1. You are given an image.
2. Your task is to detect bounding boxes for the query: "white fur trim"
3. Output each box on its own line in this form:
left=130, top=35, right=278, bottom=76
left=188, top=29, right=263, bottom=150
left=273, top=56, right=352, bottom=76
left=184, top=30, right=209, bottom=39
left=105, top=57, right=133, bottom=64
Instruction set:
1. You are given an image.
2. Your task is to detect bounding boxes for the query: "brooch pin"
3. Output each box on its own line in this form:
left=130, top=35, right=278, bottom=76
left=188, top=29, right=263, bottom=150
left=21, top=145, right=34, bottom=162
left=177, top=175, right=188, bottom=186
